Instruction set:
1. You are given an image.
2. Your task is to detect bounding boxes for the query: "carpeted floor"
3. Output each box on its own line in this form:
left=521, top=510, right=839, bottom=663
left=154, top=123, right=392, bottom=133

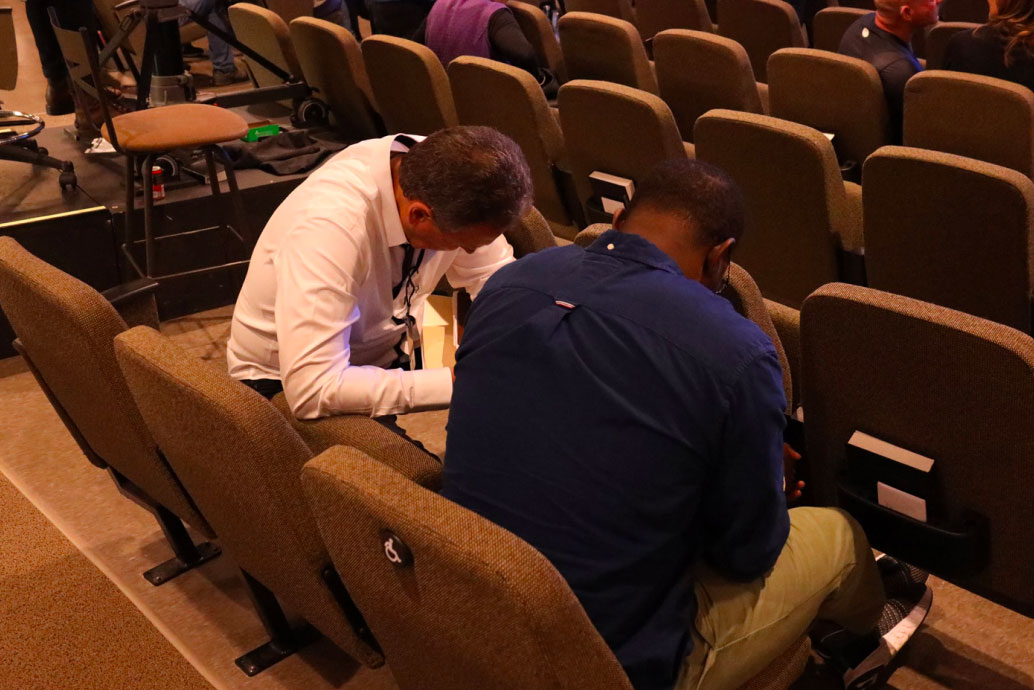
left=0, top=471, right=213, bottom=689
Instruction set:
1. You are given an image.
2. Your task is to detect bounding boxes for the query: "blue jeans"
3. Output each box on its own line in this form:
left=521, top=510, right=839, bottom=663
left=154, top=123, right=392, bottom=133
left=179, top=0, right=235, bottom=73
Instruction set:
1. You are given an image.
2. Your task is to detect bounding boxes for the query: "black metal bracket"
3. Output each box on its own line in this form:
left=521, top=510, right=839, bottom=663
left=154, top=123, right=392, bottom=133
left=235, top=569, right=319, bottom=675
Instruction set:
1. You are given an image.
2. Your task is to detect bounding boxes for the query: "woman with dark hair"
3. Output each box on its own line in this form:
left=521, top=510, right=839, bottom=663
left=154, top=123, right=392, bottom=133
left=943, top=0, right=1034, bottom=90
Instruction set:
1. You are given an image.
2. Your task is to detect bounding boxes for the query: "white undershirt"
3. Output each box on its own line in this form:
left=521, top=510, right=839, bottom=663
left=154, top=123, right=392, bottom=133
left=226, top=134, right=515, bottom=419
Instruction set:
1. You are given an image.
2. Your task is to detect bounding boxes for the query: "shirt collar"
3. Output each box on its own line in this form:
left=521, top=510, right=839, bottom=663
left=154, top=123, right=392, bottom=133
left=376, top=134, right=425, bottom=248
left=585, top=229, right=685, bottom=276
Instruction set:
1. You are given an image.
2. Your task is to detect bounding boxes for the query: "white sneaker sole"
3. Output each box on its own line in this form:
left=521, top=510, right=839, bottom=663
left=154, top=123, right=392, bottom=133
left=843, top=586, right=933, bottom=689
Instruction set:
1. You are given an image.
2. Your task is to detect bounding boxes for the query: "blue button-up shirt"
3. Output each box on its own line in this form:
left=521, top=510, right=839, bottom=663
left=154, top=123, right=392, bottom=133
left=443, top=230, right=790, bottom=690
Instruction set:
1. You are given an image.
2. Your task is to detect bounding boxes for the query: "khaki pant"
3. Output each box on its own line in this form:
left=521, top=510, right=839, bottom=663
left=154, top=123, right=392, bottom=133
left=676, top=507, right=886, bottom=690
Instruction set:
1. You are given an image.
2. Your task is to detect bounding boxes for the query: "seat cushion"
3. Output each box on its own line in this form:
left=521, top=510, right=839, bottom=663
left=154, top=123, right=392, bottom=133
left=104, top=103, right=249, bottom=153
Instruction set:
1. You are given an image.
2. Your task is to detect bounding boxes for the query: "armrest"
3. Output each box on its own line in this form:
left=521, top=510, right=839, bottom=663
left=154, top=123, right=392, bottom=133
left=103, top=279, right=159, bottom=330
left=270, top=393, right=443, bottom=491
left=765, top=298, right=801, bottom=412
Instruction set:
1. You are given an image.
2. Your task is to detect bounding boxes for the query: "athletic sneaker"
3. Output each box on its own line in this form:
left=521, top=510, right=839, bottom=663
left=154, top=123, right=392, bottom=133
left=812, top=556, right=933, bottom=690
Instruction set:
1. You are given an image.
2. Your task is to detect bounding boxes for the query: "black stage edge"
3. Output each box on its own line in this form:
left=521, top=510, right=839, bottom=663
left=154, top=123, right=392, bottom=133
left=0, top=120, right=311, bottom=358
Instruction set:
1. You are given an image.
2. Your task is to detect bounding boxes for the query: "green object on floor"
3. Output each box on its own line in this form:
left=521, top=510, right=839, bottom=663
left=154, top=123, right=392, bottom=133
left=242, top=124, right=281, bottom=142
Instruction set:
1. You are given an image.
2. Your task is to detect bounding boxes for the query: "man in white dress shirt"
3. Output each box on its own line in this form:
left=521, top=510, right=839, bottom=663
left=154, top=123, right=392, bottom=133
left=227, top=127, right=533, bottom=422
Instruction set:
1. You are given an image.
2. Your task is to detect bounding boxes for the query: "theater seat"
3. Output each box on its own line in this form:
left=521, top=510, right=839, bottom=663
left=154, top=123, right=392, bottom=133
left=810, top=7, right=869, bottom=53
left=290, top=17, right=384, bottom=140
left=802, top=283, right=1034, bottom=617
left=507, top=0, right=569, bottom=83
left=301, top=445, right=813, bottom=690
left=113, top=326, right=441, bottom=674
left=0, top=237, right=219, bottom=586
left=558, top=80, right=688, bottom=224
left=563, top=0, right=639, bottom=28
left=862, top=146, right=1034, bottom=332
left=361, top=35, right=459, bottom=135
left=923, top=21, right=981, bottom=69
left=654, top=30, right=768, bottom=142
left=228, top=4, right=302, bottom=90
left=716, top=0, right=805, bottom=82
left=903, top=70, right=1034, bottom=180
left=636, top=0, right=715, bottom=40
left=559, top=13, right=659, bottom=94
left=768, top=48, right=890, bottom=173
left=695, top=110, right=863, bottom=309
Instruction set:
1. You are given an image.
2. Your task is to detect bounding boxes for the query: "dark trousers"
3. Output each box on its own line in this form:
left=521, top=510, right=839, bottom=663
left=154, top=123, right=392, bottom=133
left=240, top=378, right=436, bottom=458
left=25, top=0, right=96, bottom=82
left=367, top=0, right=429, bottom=40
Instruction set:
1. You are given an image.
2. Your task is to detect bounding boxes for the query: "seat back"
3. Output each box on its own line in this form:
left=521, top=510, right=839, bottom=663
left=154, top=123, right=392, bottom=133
left=1, top=7, right=16, bottom=91
left=801, top=283, right=1034, bottom=616
left=862, top=146, right=1034, bottom=331
left=449, top=56, right=572, bottom=226
left=559, top=12, right=658, bottom=94
left=505, top=207, right=560, bottom=257
left=694, top=110, right=844, bottom=308
left=290, top=17, right=384, bottom=140
left=811, top=7, right=869, bottom=52
left=940, top=0, right=988, bottom=22
left=923, top=21, right=980, bottom=69
left=0, top=238, right=206, bottom=531
left=229, top=4, right=303, bottom=89
left=563, top=0, right=638, bottom=26
left=507, top=0, right=568, bottom=83
left=300, top=446, right=635, bottom=690
left=112, top=325, right=383, bottom=667
left=716, top=0, right=804, bottom=81
left=361, top=35, right=458, bottom=135
left=266, top=0, right=314, bottom=24
left=558, top=80, right=687, bottom=218
left=636, top=0, right=714, bottom=40
left=723, top=263, right=794, bottom=410
left=903, top=70, right=1034, bottom=179
left=768, top=48, right=889, bottom=167
left=654, top=30, right=763, bottom=141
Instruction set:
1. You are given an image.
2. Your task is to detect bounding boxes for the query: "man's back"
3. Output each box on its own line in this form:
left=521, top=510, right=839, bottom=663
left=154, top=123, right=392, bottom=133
left=839, top=12, right=922, bottom=140
left=443, top=230, right=789, bottom=690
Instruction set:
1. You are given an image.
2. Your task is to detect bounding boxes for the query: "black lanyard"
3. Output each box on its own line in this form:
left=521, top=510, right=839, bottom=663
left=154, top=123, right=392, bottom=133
left=390, top=244, right=425, bottom=370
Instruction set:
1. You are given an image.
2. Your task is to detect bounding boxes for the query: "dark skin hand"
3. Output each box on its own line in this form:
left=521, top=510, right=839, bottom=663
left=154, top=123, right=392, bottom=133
left=784, top=443, right=805, bottom=502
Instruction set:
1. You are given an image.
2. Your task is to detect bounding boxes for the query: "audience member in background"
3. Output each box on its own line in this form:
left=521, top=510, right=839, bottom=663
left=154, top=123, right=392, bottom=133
left=942, top=0, right=1034, bottom=90
left=179, top=0, right=248, bottom=85
left=414, top=0, right=558, bottom=95
left=443, top=158, right=932, bottom=690
left=24, top=0, right=95, bottom=115
left=367, top=0, right=433, bottom=39
left=227, top=127, right=531, bottom=433
left=839, top=0, right=941, bottom=140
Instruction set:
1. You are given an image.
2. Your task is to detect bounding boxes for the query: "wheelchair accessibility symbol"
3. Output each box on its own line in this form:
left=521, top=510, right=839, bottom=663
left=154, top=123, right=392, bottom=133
left=380, top=530, right=412, bottom=567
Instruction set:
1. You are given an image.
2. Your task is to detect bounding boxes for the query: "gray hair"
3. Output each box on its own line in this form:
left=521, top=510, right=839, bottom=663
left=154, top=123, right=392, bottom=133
left=399, top=126, right=534, bottom=233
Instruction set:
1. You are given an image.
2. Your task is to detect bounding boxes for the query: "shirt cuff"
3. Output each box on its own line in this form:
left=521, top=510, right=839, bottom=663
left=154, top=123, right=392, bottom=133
left=408, top=366, right=454, bottom=411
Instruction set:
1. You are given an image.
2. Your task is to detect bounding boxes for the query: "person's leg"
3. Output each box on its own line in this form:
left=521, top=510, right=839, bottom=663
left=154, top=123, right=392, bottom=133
left=25, top=0, right=93, bottom=113
left=677, top=507, right=885, bottom=690
left=179, top=0, right=236, bottom=73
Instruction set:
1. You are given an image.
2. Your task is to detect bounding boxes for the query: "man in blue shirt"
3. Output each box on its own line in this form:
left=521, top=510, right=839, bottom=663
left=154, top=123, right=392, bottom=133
left=444, top=159, right=930, bottom=690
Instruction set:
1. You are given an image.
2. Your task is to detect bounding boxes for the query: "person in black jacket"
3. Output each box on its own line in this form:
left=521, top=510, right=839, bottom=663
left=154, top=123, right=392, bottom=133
left=943, top=0, right=1034, bottom=91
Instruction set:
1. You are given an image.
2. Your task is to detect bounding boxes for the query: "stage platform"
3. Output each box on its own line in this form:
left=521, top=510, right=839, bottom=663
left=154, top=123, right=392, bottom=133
left=0, top=105, right=345, bottom=357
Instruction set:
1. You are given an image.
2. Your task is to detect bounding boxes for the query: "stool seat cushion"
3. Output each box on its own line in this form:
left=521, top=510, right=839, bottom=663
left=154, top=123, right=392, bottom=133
left=104, top=103, right=249, bottom=153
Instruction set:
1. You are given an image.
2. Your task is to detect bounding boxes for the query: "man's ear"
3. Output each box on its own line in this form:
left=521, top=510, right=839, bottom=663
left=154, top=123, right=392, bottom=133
left=612, top=207, right=625, bottom=229
left=708, top=237, right=736, bottom=267
left=407, top=200, right=434, bottom=231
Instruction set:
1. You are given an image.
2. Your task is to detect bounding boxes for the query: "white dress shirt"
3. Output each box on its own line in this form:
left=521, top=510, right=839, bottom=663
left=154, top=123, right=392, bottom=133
left=226, top=134, right=515, bottom=419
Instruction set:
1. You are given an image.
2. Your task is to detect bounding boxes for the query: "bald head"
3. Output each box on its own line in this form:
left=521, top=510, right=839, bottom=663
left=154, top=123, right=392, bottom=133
left=874, top=0, right=941, bottom=39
